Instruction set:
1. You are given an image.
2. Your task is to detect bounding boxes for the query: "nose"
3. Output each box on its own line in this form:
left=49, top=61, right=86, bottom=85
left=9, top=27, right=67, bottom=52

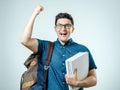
left=61, top=25, right=67, bottom=30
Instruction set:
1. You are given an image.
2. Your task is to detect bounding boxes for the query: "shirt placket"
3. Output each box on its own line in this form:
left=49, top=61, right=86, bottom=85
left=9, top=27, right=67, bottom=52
left=61, top=46, right=68, bottom=89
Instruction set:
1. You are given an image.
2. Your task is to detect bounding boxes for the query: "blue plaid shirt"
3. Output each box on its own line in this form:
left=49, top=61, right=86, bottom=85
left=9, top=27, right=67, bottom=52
left=37, top=39, right=97, bottom=90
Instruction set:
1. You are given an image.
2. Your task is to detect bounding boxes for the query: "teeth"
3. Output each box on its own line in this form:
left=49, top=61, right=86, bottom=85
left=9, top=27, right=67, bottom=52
left=60, top=33, right=67, bottom=35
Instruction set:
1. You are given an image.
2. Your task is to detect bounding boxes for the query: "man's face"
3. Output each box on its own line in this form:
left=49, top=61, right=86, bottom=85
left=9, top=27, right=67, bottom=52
left=54, top=18, right=74, bottom=44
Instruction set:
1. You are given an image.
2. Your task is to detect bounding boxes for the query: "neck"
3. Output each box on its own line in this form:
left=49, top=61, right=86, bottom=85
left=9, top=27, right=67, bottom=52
left=58, top=38, right=71, bottom=45
left=59, top=40, right=66, bottom=45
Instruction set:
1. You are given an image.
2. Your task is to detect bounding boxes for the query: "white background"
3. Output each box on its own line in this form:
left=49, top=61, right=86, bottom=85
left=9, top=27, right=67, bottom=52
left=0, top=0, right=120, bottom=90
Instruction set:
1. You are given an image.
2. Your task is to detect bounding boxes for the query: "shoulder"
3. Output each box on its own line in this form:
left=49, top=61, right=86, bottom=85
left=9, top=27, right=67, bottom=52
left=37, top=39, right=53, bottom=46
left=37, top=39, right=50, bottom=44
left=37, top=39, right=53, bottom=52
left=72, top=41, right=89, bottom=52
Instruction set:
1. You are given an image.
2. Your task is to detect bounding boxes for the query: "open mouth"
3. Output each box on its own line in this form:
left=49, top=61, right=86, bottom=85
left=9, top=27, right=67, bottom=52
left=60, top=32, right=67, bottom=36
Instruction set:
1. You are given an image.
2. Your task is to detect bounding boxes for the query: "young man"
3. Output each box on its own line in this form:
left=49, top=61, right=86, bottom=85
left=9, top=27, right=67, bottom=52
left=20, top=5, right=97, bottom=90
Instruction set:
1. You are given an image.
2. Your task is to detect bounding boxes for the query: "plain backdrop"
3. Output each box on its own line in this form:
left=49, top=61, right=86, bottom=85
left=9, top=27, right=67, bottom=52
left=0, top=0, right=120, bottom=90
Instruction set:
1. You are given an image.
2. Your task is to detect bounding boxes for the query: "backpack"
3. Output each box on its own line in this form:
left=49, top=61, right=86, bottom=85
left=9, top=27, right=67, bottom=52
left=20, top=42, right=54, bottom=90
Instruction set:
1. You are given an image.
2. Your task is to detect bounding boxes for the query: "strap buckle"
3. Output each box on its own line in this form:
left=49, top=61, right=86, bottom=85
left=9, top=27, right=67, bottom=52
left=44, top=65, right=49, bottom=70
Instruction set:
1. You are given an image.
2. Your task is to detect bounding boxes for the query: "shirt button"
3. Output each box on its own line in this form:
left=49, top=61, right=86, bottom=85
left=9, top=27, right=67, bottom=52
left=62, top=72, right=65, bottom=75
left=62, top=63, right=65, bottom=66
left=62, top=54, right=65, bottom=56
left=62, top=82, right=65, bottom=84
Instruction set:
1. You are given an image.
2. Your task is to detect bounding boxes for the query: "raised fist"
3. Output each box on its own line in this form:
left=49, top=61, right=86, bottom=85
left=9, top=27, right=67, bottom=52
left=33, top=5, right=44, bottom=15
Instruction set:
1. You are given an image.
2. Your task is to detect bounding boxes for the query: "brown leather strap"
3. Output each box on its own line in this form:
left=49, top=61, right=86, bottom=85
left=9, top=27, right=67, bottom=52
left=43, top=41, right=54, bottom=90
left=22, top=81, right=35, bottom=89
left=45, top=42, right=54, bottom=66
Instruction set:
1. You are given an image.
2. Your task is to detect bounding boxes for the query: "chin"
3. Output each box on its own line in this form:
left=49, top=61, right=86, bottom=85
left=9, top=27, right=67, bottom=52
left=61, top=38, right=69, bottom=42
left=58, top=36, right=70, bottom=42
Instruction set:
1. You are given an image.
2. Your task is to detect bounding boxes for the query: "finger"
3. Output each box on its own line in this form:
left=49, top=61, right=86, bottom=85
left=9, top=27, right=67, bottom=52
left=37, top=5, right=44, bottom=11
left=65, top=74, right=71, bottom=84
left=65, top=74, right=70, bottom=81
left=73, top=68, right=77, bottom=75
left=34, top=5, right=44, bottom=15
left=73, top=68, right=78, bottom=80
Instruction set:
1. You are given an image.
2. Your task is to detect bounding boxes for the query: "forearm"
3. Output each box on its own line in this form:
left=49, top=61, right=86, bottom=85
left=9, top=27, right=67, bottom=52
left=76, top=75, right=97, bottom=88
left=20, top=12, right=37, bottom=44
left=65, top=69, right=97, bottom=88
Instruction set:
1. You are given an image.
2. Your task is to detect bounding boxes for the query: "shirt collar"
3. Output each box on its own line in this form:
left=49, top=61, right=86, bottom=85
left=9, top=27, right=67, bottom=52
left=55, top=38, right=74, bottom=46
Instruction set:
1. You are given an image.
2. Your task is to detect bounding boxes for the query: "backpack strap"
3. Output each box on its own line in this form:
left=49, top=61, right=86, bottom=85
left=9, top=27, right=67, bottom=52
left=43, top=41, right=54, bottom=90
left=45, top=41, right=54, bottom=68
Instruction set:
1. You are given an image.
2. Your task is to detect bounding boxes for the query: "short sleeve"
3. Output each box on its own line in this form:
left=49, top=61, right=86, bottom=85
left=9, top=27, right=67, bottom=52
left=37, top=39, right=49, bottom=54
left=87, top=49, right=97, bottom=70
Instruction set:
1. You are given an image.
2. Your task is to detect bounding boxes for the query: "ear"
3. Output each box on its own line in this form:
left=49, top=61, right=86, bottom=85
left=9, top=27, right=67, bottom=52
left=71, top=27, right=74, bottom=33
left=54, top=26, right=57, bottom=32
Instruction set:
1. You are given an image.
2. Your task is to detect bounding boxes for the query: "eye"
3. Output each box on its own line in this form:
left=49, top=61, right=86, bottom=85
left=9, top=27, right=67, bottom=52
left=56, top=24, right=63, bottom=28
left=56, top=24, right=72, bottom=29
left=66, top=24, right=72, bottom=28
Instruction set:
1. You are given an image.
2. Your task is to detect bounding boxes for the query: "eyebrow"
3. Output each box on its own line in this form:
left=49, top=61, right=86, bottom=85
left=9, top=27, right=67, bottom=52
left=56, top=23, right=72, bottom=25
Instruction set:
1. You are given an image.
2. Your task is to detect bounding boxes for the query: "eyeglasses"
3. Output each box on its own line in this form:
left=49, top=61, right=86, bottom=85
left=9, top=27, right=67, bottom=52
left=55, top=24, right=73, bottom=29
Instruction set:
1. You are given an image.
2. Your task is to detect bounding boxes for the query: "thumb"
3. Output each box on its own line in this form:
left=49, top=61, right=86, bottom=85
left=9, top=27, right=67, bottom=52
left=73, top=69, right=78, bottom=79
left=34, top=5, right=44, bottom=15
